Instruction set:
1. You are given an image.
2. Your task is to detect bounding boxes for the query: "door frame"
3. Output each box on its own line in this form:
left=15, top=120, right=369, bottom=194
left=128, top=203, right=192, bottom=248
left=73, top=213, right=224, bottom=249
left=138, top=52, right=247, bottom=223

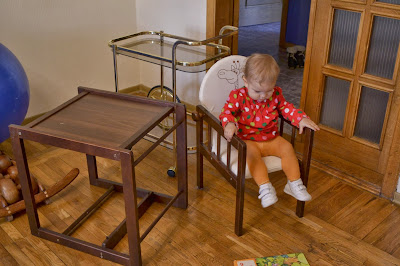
left=279, top=0, right=298, bottom=48
left=206, top=0, right=400, bottom=200
left=206, top=0, right=292, bottom=51
left=206, top=0, right=239, bottom=54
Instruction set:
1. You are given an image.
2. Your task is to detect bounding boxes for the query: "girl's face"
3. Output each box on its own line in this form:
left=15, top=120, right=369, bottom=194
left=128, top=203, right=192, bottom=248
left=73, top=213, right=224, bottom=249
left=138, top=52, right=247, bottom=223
left=243, top=76, right=275, bottom=102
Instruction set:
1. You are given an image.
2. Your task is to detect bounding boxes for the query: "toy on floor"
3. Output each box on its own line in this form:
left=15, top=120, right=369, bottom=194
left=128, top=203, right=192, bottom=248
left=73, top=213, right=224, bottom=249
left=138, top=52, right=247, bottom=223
left=0, top=43, right=30, bottom=143
left=234, top=252, right=310, bottom=266
left=0, top=151, right=79, bottom=221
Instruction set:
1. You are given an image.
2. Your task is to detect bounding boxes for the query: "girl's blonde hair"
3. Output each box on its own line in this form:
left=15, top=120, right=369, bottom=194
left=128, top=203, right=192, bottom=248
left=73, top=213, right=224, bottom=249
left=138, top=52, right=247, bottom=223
left=244, top=54, right=280, bottom=85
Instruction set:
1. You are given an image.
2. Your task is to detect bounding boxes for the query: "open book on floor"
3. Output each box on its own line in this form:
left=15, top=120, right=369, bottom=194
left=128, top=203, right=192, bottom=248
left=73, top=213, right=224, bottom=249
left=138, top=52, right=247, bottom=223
left=233, top=252, right=310, bottom=266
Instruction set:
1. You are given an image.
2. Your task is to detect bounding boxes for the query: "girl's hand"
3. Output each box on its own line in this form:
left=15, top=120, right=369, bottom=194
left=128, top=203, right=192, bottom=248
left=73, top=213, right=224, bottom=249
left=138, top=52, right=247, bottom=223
left=224, top=122, right=238, bottom=142
left=299, top=118, right=320, bottom=134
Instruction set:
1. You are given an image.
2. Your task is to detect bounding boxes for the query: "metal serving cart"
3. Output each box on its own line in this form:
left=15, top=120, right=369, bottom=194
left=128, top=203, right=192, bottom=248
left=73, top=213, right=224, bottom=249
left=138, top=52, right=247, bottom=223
left=108, top=25, right=238, bottom=176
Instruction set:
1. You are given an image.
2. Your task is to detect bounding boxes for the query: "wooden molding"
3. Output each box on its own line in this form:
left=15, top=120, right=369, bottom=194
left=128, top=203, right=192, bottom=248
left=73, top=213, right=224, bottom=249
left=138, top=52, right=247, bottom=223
left=119, top=84, right=149, bottom=95
left=393, top=192, right=400, bottom=205
left=381, top=84, right=400, bottom=198
left=279, top=0, right=289, bottom=48
left=311, top=159, right=381, bottom=196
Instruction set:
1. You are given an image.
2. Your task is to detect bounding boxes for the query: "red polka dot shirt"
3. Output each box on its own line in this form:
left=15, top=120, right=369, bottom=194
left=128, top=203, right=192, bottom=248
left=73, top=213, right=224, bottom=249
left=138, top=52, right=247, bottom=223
left=219, top=86, right=309, bottom=141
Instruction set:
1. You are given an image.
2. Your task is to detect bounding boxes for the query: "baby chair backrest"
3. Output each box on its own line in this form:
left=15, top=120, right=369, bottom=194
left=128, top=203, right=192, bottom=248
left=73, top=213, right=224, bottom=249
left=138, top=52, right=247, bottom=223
left=199, top=55, right=247, bottom=118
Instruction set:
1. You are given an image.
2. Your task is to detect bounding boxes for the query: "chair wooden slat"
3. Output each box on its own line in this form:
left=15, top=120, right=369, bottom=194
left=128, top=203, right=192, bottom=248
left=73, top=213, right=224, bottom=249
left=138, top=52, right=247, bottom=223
left=217, top=133, right=221, bottom=160
left=226, top=141, right=231, bottom=169
left=279, top=116, right=284, bottom=136
left=196, top=106, right=204, bottom=189
left=207, top=125, right=212, bottom=151
left=291, top=127, right=296, bottom=146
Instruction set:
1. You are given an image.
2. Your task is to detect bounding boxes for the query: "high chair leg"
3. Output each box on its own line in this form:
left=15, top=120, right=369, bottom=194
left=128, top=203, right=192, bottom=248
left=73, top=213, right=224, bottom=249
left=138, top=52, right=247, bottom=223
left=197, top=151, right=204, bottom=189
left=296, top=160, right=305, bottom=217
left=296, top=128, right=314, bottom=218
left=296, top=200, right=305, bottom=217
left=195, top=111, right=204, bottom=189
left=235, top=177, right=245, bottom=236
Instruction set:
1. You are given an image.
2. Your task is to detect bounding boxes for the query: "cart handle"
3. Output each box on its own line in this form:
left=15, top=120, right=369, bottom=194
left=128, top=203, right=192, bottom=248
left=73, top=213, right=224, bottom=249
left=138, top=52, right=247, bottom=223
left=218, top=25, right=239, bottom=45
left=108, top=25, right=238, bottom=48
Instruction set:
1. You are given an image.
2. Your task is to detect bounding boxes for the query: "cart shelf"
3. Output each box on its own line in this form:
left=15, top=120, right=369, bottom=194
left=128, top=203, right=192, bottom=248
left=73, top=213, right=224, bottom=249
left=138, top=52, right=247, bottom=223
left=109, top=26, right=238, bottom=81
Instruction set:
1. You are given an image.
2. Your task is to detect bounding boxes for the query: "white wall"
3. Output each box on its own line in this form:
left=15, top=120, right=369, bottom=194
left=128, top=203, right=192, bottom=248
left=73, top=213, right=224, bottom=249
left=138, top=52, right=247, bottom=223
left=0, top=0, right=207, bottom=118
left=0, top=0, right=138, bottom=117
left=136, top=0, right=207, bottom=105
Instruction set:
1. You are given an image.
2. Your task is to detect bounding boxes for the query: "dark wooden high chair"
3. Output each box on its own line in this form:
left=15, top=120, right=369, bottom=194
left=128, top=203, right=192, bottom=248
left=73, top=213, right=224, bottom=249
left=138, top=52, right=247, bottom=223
left=193, top=55, right=314, bottom=236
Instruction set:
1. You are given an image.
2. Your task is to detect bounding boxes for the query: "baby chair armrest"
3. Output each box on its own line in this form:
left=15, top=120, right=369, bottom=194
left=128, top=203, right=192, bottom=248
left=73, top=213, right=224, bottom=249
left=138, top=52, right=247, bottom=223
left=278, top=114, right=314, bottom=147
left=278, top=114, right=314, bottom=185
left=299, top=127, right=314, bottom=187
left=195, top=105, right=246, bottom=148
left=195, top=105, right=247, bottom=184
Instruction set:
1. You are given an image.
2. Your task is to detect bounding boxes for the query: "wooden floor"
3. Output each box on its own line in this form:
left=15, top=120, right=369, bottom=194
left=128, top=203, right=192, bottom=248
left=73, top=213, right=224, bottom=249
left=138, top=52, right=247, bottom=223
left=1, top=137, right=400, bottom=266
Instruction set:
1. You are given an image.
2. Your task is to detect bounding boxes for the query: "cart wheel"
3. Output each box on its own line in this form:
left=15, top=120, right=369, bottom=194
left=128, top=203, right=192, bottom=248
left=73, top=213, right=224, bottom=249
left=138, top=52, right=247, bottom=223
left=147, top=85, right=181, bottom=103
left=167, top=166, right=176, bottom=177
left=147, top=86, right=181, bottom=130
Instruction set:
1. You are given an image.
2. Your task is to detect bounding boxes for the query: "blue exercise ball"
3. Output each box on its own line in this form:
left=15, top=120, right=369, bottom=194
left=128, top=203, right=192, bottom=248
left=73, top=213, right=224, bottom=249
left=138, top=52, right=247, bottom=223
left=0, top=43, right=30, bottom=143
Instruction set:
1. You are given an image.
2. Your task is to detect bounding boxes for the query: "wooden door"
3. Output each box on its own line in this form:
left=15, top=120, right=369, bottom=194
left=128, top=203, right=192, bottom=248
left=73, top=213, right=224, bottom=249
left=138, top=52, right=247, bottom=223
left=207, top=0, right=239, bottom=54
left=302, top=0, right=400, bottom=198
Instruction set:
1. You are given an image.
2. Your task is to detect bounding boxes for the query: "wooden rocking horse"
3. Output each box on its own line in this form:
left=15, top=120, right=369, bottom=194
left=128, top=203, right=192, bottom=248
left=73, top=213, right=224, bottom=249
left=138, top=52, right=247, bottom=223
left=0, top=151, right=79, bottom=221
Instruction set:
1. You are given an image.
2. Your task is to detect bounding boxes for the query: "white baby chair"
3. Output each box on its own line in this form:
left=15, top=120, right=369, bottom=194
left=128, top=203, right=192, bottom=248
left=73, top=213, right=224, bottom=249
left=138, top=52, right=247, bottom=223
left=193, top=55, right=314, bottom=236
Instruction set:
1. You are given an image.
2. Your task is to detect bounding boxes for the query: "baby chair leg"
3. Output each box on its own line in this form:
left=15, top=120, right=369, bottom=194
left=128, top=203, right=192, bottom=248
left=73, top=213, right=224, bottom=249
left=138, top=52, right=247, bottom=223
left=195, top=110, right=204, bottom=189
left=296, top=158, right=307, bottom=217
left=235, top=175, right=245, bottom=236
left=197, top=151, right=204, bottom=189
left=296, top=200, right=305, bottom=217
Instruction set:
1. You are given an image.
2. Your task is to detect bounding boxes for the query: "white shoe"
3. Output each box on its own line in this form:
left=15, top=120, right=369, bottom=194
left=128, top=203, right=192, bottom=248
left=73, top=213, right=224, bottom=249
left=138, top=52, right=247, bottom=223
left=286, top=46, right=297, bottom=54
left=293, top=45, right=306, bottom=53
left=284, top=179, right=312, bottom=201
left=258, top=183, right=278, bottom=208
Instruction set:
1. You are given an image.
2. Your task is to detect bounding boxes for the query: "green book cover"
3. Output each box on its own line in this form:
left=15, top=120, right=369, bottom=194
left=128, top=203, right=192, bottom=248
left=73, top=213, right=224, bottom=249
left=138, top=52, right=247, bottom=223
left=234, top=252, right=310, bottom=266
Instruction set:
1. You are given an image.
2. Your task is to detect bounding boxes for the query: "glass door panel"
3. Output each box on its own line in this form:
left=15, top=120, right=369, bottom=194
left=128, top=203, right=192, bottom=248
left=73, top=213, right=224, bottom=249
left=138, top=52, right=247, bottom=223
left=328, top=9, right=361, bottom=69
left=376, top=0, right=400, bottom=4
left=365, top=16, right=400, bottom=80
left=354, top=86, right=389, bottom=144
left=320, top=76, right=351, bottom=131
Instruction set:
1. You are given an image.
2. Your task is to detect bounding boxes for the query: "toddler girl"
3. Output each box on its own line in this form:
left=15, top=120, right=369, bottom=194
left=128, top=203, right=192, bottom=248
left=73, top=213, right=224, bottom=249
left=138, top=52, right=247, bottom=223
left=219, top=53, right=319, bottom=208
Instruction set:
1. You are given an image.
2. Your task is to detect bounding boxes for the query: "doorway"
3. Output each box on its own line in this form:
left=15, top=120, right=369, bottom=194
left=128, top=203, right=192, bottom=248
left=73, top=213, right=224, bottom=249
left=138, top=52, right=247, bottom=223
left=237, top=0, right=307, bottom=107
